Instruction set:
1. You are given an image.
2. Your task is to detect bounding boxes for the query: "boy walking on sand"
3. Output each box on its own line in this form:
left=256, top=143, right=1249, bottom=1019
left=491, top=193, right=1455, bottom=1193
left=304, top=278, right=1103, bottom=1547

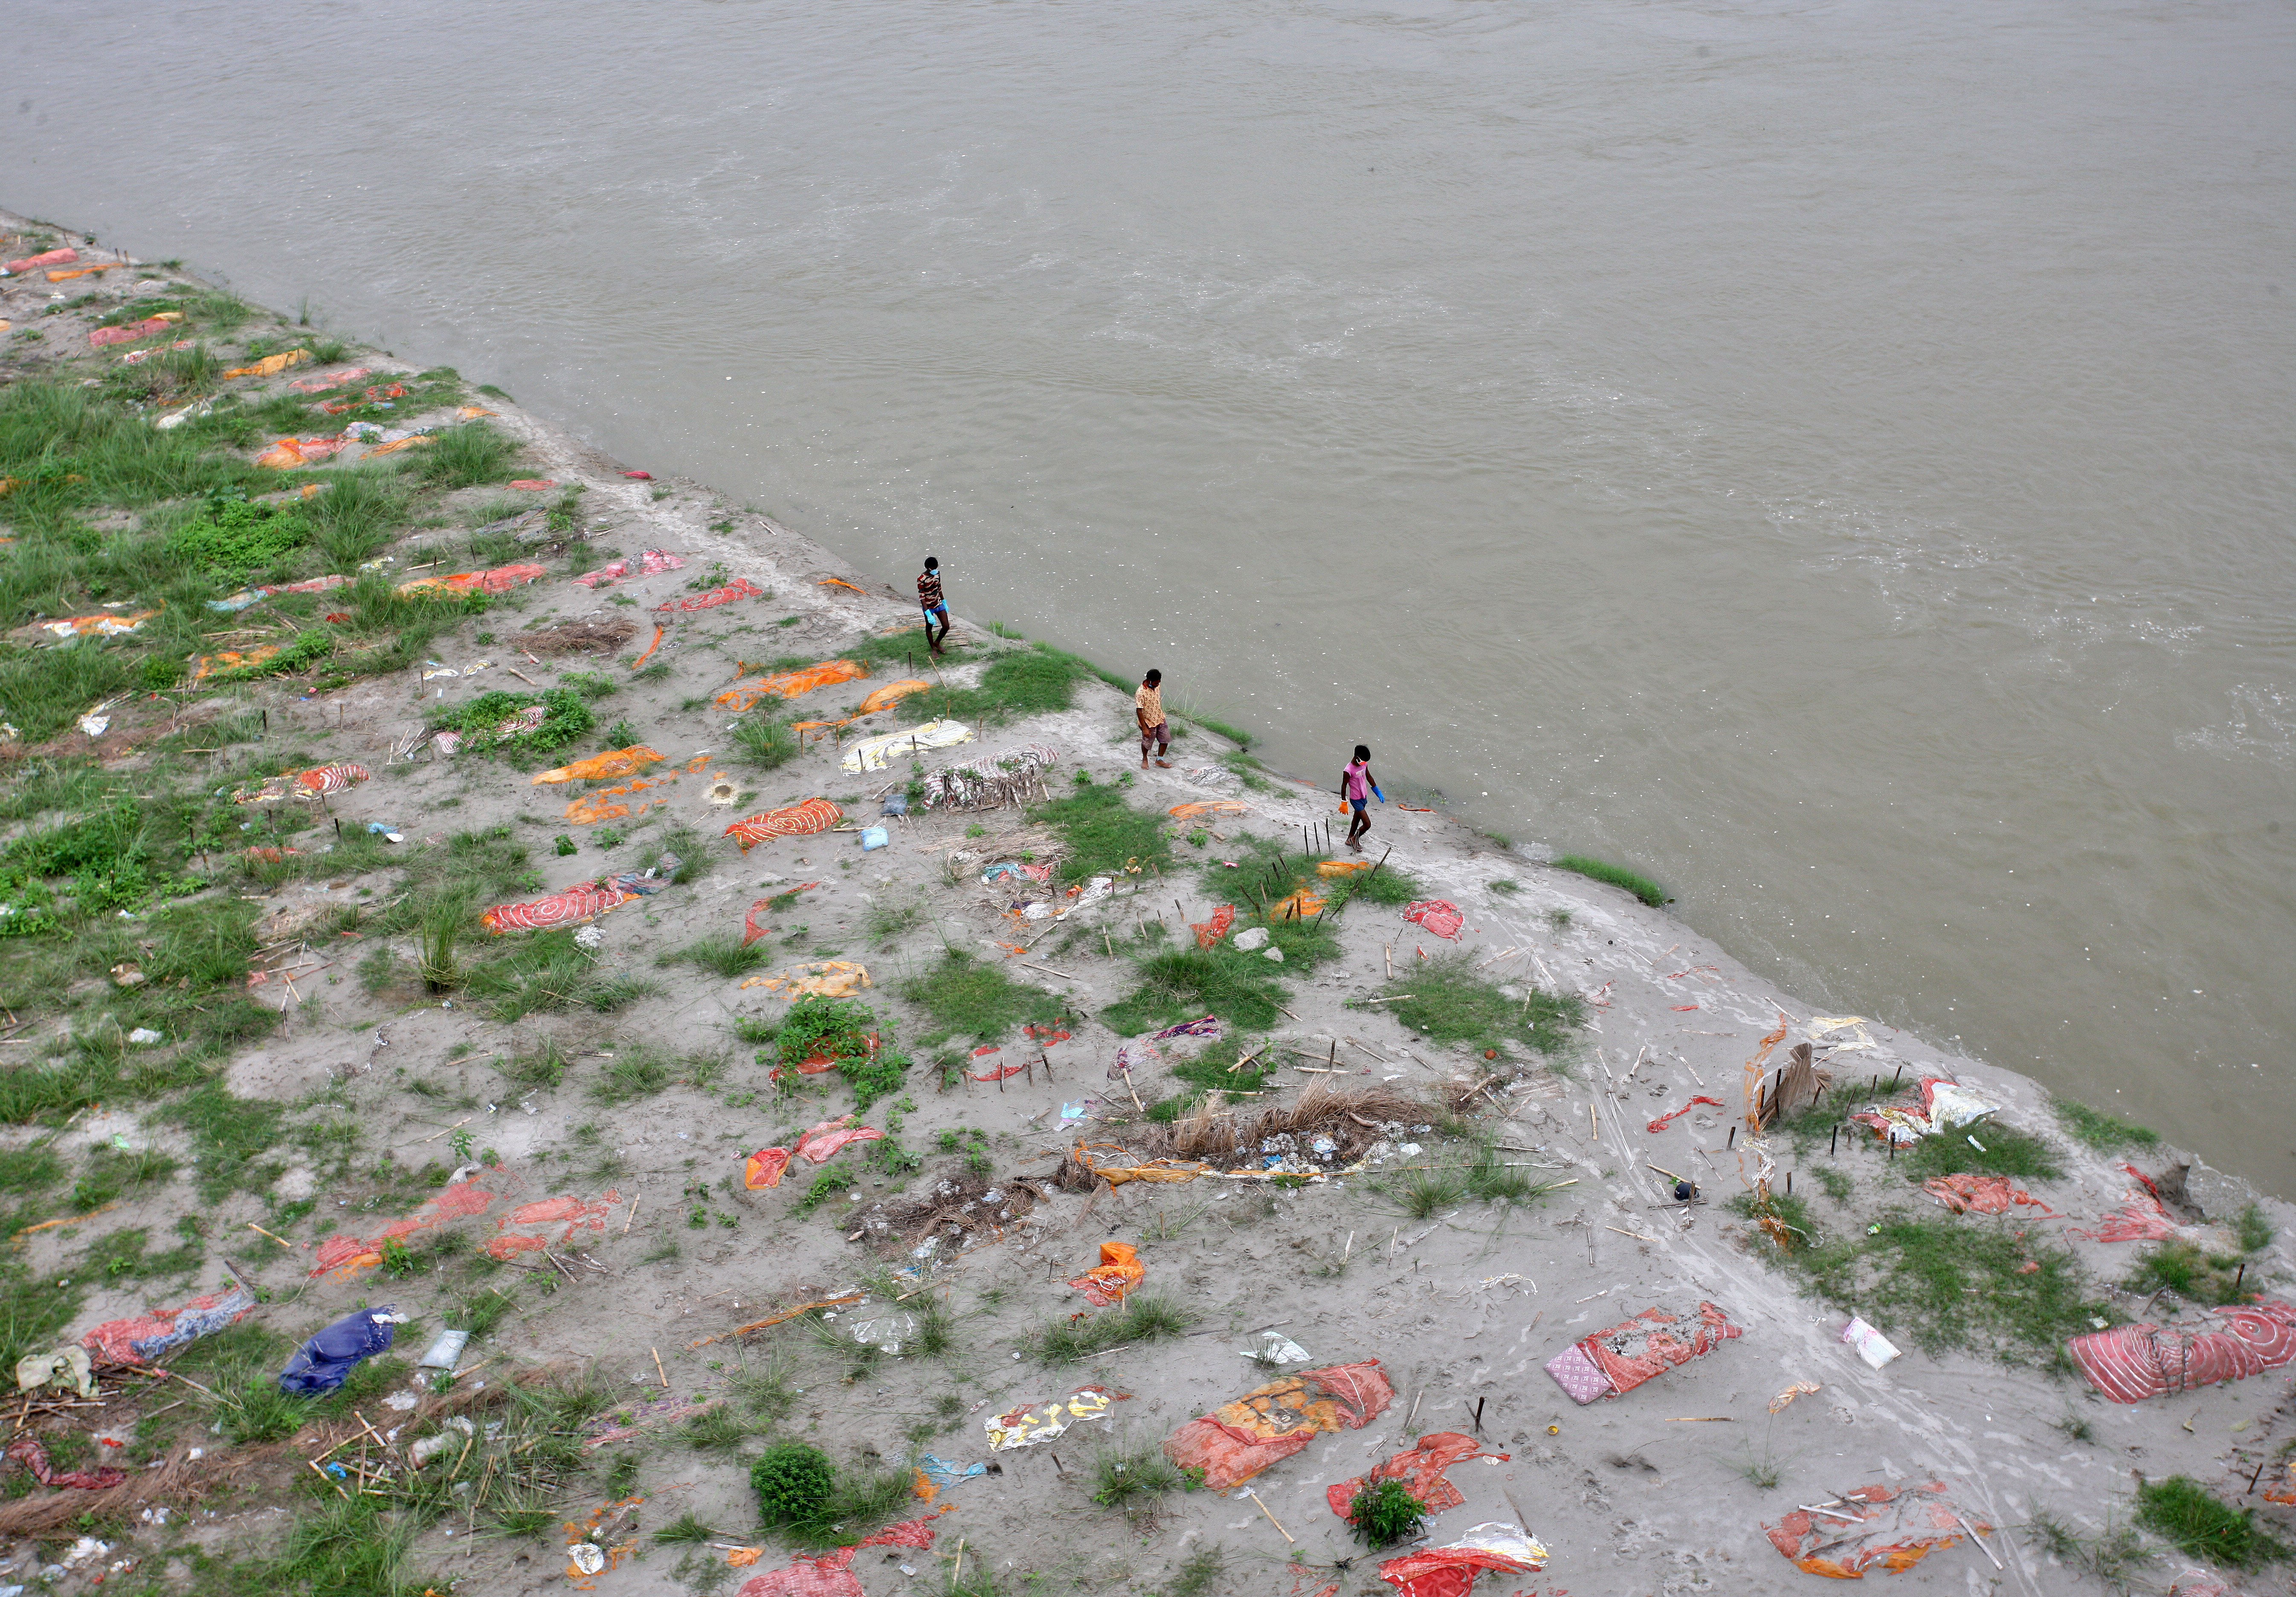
left=1136, top=670, right=1171, bottom=769
left=918, top=557, right=950, bottom=655
left=1340, top=743, right=1384, bottom=852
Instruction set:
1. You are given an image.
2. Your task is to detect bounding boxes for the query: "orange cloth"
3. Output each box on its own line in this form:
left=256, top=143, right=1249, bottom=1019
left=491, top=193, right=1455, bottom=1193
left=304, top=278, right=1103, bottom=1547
left=1326, top=1432, right=1508, bottom=1521
left=1067, top=1242, right=1145, bottom=1307
left=714, top=657, right=868, bottom=711
left=1163, top=1362, right=1394, bottom=1490
left=533, top=746, right=667, bottom=784
left=223, top=350, right=310, bottom=378
left=859, top=678, right=931, bottom=714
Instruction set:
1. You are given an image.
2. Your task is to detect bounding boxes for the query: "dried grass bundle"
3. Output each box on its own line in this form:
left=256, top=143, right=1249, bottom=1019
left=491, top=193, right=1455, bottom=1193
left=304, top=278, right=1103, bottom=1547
left=0, top=1447, right=205, bottom=1536
left=519, top=618, right=638, bottom=656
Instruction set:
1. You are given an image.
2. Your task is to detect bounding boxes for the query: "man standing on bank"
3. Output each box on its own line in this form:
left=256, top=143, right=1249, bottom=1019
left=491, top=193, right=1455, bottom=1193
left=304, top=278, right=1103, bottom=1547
left=1136, top=669, right=1171, bottom=769
left=918, top=556, right=951, bottom=655
left=1341, top=743, right=1385, bottom=852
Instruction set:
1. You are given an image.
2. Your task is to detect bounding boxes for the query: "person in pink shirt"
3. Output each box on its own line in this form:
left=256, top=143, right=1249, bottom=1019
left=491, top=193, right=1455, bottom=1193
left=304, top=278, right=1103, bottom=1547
left=1339, top=743, right=1385, bottom=852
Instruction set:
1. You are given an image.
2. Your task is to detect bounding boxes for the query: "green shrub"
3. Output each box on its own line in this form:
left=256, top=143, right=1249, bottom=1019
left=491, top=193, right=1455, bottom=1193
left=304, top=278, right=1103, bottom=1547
left=1549, top=854, right=1668, bottom=906
left=752, top=1442, right=835, bottom=1527
left=168, top=491, right=310, bottom=578
left=1346, top=1478, right=1427, bottom=1548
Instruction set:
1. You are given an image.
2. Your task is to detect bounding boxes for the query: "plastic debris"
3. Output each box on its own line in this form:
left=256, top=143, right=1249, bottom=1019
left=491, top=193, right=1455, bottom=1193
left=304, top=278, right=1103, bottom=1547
left=1112, top=1015, right=1220, bottom=1080
left=796, top=1114, right=884, bottom=1163
left=488, top=1191, right=623, bottom=1260
left=1764, top=1480, right=1991, bottom=1578
left=1921, top=1173, right=2058, bottom=1216
left=1377, top=1524, right=1548, bottom=1597
left=1807, top=1015, right=1879, bottom=1050
left=841, top=719, right=976, bottom=773
left=1243, top=1330, right=1312, bottom=1365
left=730, top=1513, right=940, bottom=1597
left=988, top=1385, right=1117, bottom=1451
left=745, top=1147, right=794, bottom=1189
left=1850, top=1077, right=2001, bottom=1145
left=1191, top=904, right=1235, bottom=948
left=2067, top=1300, right=2296, bottom=1403
left=15, top=1345, right=96, bottom=1399
left=1164, top=1361, right=1392, bottom=1490
left=916, top=1454, right=986, bottom=1490
left=278, top=1307, right=404, bottom=1395
left=1403, top=900, right=1465, bottom=940
left=726, top=797, right=843, bottom=852
left=1544, top=1301, right=1743, bottom=1405
left=739, top=960, right=872, bottom=998
left=287, top=366, right=371, bottom=393
left=1067, top=1241, right=1145, bottom=1307
left=1768, top=1380, right=1821, bottom=1414
left=480, top=871, right=661, bottom=934
left=533, top=746, right=666, bottom=784
left=860, top=825, right=889, bottom=851
left=657, top=577, right=768, bottom=612
left=1840, top=1316, right=1902, bottom=1370
left=1328, top=1432, right=1509, bottom=1523
left=126, top=1027, right=162, bottom=1045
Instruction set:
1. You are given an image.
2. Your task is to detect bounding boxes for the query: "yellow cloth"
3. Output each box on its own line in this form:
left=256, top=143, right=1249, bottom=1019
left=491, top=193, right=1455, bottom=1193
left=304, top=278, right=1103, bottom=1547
left=1135, top=683, right=1164, bottom=726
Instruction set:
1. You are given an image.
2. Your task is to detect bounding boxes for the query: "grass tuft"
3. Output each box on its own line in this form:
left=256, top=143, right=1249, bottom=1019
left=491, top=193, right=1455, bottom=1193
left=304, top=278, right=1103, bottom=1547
left=1898, top=1122, right=2063, bottom=1183
left=1346, top=1477, right=1429, bottom=1548
left=2052, top=1096, right=2163, bottom=1152
left=1549, top=854, right=1669, bottom=906
left=2133, top=1475, right=2288, bottom=1571
left=899, top=949, right=1066, bottom=1045
left=1378, top=952, right=1580, bottom=1057
left=1029, top=1293, right=1195, bottom=1362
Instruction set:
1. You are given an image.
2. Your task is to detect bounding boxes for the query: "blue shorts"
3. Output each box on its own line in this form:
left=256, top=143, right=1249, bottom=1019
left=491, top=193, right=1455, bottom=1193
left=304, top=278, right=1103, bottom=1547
left=922, top=604, right=948, bottom=624
left=1350, top=799, right=1368, bottom=814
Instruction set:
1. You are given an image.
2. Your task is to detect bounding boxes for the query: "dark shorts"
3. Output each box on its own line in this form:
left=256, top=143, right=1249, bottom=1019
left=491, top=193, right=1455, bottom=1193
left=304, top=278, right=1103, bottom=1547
left=922, top=604, right=948, bottom=624
left=1350, top=799, right=1368, bottom=815
left=1141, top=721, right=1169, bottom=744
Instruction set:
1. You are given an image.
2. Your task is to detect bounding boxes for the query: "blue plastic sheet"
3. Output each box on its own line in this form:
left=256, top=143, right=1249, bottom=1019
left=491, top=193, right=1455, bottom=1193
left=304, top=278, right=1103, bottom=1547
left=278, top=1307, right=402, bottom=1395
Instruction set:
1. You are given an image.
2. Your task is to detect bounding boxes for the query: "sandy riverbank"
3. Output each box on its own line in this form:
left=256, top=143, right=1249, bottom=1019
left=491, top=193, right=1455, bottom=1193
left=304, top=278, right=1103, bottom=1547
left=1, top=209, right=2290, bottom=1597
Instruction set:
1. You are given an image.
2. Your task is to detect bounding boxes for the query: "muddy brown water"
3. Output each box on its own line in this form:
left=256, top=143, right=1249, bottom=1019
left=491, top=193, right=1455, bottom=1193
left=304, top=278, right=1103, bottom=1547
left=10, top=0, right=2292, bottom=1193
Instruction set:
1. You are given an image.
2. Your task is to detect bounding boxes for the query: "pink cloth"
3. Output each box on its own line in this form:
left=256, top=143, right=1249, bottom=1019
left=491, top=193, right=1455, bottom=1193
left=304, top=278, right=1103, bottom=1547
left=736, top=1515, right=941, bottom=1597
left=288, top=366, right=371, bottom=392
left=1403, top=900, right=1465, bottom=940
left=1344, top=761, right=1371, bottom=801
left=573, top=550, right=685, bottom=588
left=658, top=577, right=767, bottom=612
left=89, top=316, right=176, bottom=348
left=2068, top=1163, right=2180, bottom=1242
left=795, top=1114, right=883, bottom=1162
left=3, top=247, right=77, bottom=275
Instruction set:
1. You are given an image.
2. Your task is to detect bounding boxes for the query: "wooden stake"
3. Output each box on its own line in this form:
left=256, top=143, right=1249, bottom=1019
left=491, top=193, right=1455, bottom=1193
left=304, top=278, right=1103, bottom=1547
left=1244, top=1490, right=1294, bottom=1543
left=652, top=1347, right=668, bottom=1389
left=624, top=1193, right=640, bottom=1234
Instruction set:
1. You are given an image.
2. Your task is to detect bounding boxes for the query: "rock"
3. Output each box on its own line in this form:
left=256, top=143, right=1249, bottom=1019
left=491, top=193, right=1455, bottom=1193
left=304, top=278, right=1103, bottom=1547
left=110, top=962, right=145, bottom=989
left=572, top=926, right=605, bottom=952
left=1263, top=947, right=1284, bottom=962
left=126, top=1028, right=162, bottom=1046
left=1232, top=927, right=1269, bottom=951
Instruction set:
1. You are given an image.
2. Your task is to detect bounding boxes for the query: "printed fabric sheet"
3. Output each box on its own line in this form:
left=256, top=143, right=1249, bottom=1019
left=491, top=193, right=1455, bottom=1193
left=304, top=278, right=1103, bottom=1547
left=1764, top=1481, right=1990, bottom=1579
left=1545, top=1301, right=1741, bottom=1403
left=2067, top=1301, right=2296, bottom=1403
left=1163, top=1360, right=1393, bottom=1490
left=725, top=798, right=843, bottom=852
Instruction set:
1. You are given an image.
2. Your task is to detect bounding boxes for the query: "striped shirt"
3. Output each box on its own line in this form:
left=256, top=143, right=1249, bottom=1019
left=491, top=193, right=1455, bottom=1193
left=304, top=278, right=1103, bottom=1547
left=918, top=569, right=944, bottom=610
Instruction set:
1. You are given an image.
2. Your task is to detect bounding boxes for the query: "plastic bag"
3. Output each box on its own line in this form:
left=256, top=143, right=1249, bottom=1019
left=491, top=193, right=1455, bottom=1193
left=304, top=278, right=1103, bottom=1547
left=278, top=1307, right=403, bottom=1394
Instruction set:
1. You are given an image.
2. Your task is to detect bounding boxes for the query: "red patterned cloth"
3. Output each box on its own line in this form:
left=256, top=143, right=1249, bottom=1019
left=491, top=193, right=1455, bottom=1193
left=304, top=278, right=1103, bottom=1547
left=1921, top=1174, right=2058, bottom=1216
left=2067, top=1301, right=2296, bottom=1403
left=482, top=881, right=637, bottom=933
left=79, top=1285, right=258, bottom=1363
left=90, top=316, right=176, bottom=348
left=5, top=1436, right=125, bottom=1491
left=1191, top=905, right=1236, bottom=948
left=736, top=1514, right=942, bottom=1597
left=1572, top=1301, right=1742, bottom=1398
left=659, top=577, right=768, bottom=612
left=745, top=1147, right=793, bottom=1189
left=725, top=798, right=843, bottom=852
left=574, top=550, right=686, bottom=588
left=1326, top=1431, right=1508, bottom=1520
left=2068, top=1163, right=2180, bottom=1242
left=1164, top=1360, right=1393, bottom=1490
left=795, top=1114, right=882, bottom=1163
left=1377, top=1526, right=1547, bottom=1597
left=1403, top=900, right=1464, bottom=940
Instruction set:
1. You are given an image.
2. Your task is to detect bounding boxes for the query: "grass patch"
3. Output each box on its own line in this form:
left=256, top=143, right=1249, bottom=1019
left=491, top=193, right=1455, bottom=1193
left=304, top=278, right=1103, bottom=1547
left=464, top=928, right=661, bottom=1021
left=2052, top=1096, right=2163, bottom=1153
left=2022, top=1510, right=2151, bottom=1591
left=891, top=642, right=1093, bottom=726
left=1377, top=952, right=1580, bottom=1057
left=1549, top=854, right=1669, bottom=906
left=899, top=949, right=1065, bottom=1045
left=1346, top=1477, right=1428, bottom=1548
left=1392, top=1169, right=1467, bottom=1219
left=1090, top=1443, right=1185, bottom=1521
left=2122, top=1240, right=2260, bottom=1308
left=731, top=714, right=799, bottom=770
left=1032, top=776, right=1168, bottom=883
left=415, top=421, right=522, bottom=488
left=1781, top=1209, right=2115, bottom=1361
left=1029, top=1293, right=1195, bottom=1362
left=2133, top=1475, right=2288, bottom=1571
left=1102, top=945, right=1291, bottom=1036
left=428, top=688, right=595, bottom=761
left=665, top=934, right=770, bottom=978
left=1145, top=1036, right=1278, bottom=1119
left=1898, top=1122, right=2063, bottom=1184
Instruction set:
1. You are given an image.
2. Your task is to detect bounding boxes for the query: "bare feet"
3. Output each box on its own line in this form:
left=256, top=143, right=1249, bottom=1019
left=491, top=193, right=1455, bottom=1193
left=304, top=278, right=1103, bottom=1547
left=1154, top=759, right=1171, bottom=768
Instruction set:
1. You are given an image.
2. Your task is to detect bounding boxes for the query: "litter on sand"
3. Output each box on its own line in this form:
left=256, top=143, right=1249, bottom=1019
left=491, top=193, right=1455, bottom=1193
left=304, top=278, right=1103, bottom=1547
left=480, top=871, right=661, bottom=934
left=658, top=577, right=768, bottom=612
left=739, top=961, right=873, bottom=998
left=1191, top=905, right=1236, bottom=948
left=1376, top=1524, right=1548, bottom=1597
left=397, top=560, right=547, bottom=597
left=35, top=609, right=159, bottom=640
left=2067, top=1162, right=2181, bottom=1243
left=1763, top=1480, right=1991, bottom=1578
left=796, top=1114, right=883, bottom=1163
left=714, top=657, right=868, bottom=711
left=89, top=315, right=185, bottom=348
left=731, top=1512, right=942, bottom=1597
left=222, top=349, right=309, bottom=378
left=1768, top=1380, right=1822, bottom=1414
left=1112, top=1015, right=1221, bottom=1080
left=78, top=1285, right=256, bottom=1364
left=294, top=761, right=369, bottom=796
left=15, top=1346, right=97, bottom=1400
left=2, top=247, right=78, bottom=274
left=278, top=1307, right=404, bottom=1395
left=1807, top=1015, right=1879, bottom=1050
left=1920, top=1173, right=2058, bottom=1216
left=1403, top=900, right=1465, bottom=940
left=5, top=1435, right=125, bottom=1491
left=2067, top=1300, right=2296, bottom=1403
left=859, top=679, right=932, bottom=714
left=1326, top=1432, right=1510, bottom=1522
left=532, top=745, right=666, bottom=784
left=1544, top=1301, right=1743, bottom=1405
left=1067, top=1241, right=1145, bottom=1306
left=1163, top=1360, right=1393, bottom=1490
left=1243, top=1330, right=1312, bottom=1365
left=253, top=435, right=348, bottom=468
left=725, top=797, right=843, bottom=851
left=917, top=742, right=1059, bottom=810
left=1849, top=1077, right=2000, bottom=1145
left=745, top=1148, right=794, bottom=1189
left=987, top=1386, right=1117, bottom=1451
left=572, top=550, right=686, bottom=588
left=842, top=719, right=976, bottom=773
left=1647, top=1096, right=1725, bottom=1132
left=1840, top=1316, right=1902, bottom=1370
left=914, top=1454, right=986, bottom=1491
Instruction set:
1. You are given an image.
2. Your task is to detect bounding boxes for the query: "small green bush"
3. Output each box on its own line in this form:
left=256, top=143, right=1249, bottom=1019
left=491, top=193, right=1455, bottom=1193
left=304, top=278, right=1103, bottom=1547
left=752, top=1442, right=835, bottom=1527
left=169, top=492, right=309, bottom=578
left=1346, top=1477, right=1427, bottom=1548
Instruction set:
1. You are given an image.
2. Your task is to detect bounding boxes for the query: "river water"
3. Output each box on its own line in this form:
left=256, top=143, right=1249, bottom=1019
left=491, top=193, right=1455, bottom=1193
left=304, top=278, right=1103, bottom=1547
left=13, top=0, right=2293, bottom=1193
